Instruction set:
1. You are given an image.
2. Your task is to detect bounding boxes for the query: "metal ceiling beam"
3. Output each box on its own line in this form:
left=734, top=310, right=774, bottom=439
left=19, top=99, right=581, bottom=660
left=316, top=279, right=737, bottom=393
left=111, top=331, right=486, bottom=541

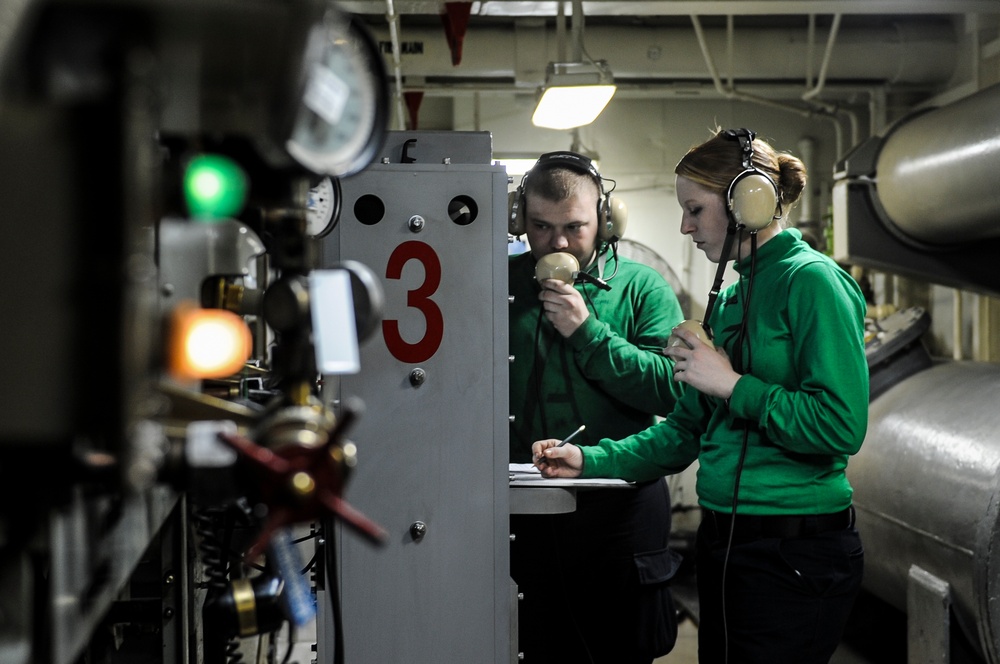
left=364, top=22, right=957, bottom=85
left=339, top=0, right=1000, bottom=17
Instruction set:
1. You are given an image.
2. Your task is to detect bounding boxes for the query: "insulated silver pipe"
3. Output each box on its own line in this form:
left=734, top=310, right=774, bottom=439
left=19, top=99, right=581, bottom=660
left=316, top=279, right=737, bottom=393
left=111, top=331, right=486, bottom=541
left=849, top=361, right=1000, bottom=663
left=874, top=83, right=1000, bottom=245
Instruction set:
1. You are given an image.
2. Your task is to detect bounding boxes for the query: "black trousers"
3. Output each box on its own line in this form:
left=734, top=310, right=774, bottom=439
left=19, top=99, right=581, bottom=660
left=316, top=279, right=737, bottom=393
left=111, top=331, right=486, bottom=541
left=695, top=511, right=864, bottom=664
left=511, top=480, right=680, bottom=664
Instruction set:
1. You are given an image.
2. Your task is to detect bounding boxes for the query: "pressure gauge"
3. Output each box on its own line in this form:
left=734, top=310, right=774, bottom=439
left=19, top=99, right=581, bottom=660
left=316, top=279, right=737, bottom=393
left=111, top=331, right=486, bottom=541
left=306, top=175, right=340, bottom=238
left=286, top=12, right=388, bottom=177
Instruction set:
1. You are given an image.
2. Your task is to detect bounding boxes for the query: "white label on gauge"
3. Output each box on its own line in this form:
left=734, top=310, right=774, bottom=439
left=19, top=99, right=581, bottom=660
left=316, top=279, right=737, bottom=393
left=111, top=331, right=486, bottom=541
left=310, top=269, right=361, bottom=375
left=303, top=63, right=351, bottom=126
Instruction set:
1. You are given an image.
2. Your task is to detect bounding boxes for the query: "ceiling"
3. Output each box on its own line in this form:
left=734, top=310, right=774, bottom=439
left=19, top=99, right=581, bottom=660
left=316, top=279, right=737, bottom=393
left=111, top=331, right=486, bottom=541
left=341, top=0, right=1000, bottom=117
left=340, top=1, right=1000, bottom=19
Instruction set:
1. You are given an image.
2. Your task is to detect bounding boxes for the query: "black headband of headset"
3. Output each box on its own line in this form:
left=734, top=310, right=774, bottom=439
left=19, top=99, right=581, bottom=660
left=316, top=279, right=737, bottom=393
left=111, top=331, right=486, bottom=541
left=533, top=151, right=602, bottom=181
left=526, top=150, right=615, bottom=211
left=722, top=128, right=757, bottom=170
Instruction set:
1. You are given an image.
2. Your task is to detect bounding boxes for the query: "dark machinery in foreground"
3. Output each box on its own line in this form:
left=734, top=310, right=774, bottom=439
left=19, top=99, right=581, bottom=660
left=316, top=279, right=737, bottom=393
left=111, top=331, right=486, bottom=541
left=0, top=1, right=391, bottom=662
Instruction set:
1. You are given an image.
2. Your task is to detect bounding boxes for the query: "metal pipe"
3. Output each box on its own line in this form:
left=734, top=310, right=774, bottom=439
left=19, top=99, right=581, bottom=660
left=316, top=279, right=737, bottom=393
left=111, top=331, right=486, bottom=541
left=850, top=361, right=1000, bottom=663
left=689, top=13, right=849, bottom=156
left=343, top=1, right=1000, bottom=16
left=571, top=0, right=583, bottom=62
left=793, top=13, right=859, bottom=156
left=796, top=136, right=817, bottom=222
left=556, top=0, right=566, bottom=63
left=368, top=23, right=956, bottom=83
left=802, top=14, right=842, bottom=100
left=726, top=14, right=734, bottom=90
left=384, top=0, right=407, bottom=130
left=806, top=14, right=816, bottom=89
left=874, top=83, right=1000, bottom=244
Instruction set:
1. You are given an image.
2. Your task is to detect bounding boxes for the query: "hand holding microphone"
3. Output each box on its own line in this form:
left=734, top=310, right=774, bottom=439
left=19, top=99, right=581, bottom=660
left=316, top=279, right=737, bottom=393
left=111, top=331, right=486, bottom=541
left=666, top=319, right=714, bottom=350
left=664, top=320, right=741, bottom=399
left=534, top=252, right=580, bottom=284
left=535, top=252, right=612, bottom=291
left=534, top=252, right=595, bottom=337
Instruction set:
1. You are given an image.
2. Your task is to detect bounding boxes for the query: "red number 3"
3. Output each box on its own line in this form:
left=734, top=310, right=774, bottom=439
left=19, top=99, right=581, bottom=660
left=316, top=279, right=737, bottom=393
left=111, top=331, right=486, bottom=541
left=382, top=241, right=444, bottom=363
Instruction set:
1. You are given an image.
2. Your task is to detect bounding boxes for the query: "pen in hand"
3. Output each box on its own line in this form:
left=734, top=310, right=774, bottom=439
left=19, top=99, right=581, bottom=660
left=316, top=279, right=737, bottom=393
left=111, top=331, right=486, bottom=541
left=556, top=424, right=586, bottom=447
left=535, top=425, right=586, bottom=466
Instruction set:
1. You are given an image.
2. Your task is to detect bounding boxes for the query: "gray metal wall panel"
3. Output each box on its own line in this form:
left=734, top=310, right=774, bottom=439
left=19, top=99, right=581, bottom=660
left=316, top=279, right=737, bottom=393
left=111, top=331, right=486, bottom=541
left=321, top=158, right=509, bottom=663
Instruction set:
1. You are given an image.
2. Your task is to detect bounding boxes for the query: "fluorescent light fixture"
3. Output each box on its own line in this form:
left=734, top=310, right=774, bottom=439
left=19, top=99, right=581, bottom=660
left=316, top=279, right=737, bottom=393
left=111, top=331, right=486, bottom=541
left=532, top=61, right=616, bottom=130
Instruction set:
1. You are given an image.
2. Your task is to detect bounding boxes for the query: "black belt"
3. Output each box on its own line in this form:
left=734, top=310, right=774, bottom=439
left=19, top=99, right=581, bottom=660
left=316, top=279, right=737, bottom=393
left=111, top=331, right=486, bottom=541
left=700, top=506, right=855, bottom=544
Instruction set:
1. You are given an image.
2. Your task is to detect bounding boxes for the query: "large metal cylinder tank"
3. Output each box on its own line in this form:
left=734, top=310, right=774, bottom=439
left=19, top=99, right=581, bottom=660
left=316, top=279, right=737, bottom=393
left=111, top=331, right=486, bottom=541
left=848, top=361, right=1000, bottom=662
left=874, top=83, right=1000, bottom=246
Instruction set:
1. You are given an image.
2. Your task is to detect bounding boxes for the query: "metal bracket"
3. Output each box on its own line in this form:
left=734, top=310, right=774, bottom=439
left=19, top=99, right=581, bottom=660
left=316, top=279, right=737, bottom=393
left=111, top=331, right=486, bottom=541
left=907, top=564, right=951, bottom=664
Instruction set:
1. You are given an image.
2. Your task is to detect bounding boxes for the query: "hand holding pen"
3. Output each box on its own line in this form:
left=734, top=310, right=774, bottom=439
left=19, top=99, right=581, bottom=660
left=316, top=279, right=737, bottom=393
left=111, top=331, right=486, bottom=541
left=532, top=425, right=584, bottom=464
left=532, top=425, right=586, bottom=478
left=557, top=424, right=585, bottom=447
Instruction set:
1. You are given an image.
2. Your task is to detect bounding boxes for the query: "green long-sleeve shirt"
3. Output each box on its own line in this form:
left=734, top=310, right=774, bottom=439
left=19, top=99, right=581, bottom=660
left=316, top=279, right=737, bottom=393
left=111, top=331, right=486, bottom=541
left=581, top=229, right=869, bottom=515
left=508, top=251, right=685, bottom=463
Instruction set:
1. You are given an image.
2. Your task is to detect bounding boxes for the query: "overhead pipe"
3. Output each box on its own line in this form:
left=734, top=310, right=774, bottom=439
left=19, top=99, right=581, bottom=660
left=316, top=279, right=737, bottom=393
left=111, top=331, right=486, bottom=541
left=373, top=23, right=956, bottom=85
left=690, top=17, right=832, bottom=119
left=802, top=13, right=842, bottom=100
left=690, top=14, right=857, bottom=158
left=571, top=0, right=583, bottom=62
left=795, top=13, right=862, bottom=151
left=726, top=15, right=734, bottom=90
left=342, top=1, right=1000, bottom=17
left=384, top=0, right=407, bottom=129
left=806, top=14, right=816, bottom=89
left=556, top=0, right=566, bottom=61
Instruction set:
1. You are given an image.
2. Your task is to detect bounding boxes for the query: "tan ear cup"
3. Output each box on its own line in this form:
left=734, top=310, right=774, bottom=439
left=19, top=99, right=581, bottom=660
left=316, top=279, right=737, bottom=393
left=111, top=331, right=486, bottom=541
left=729, top=173, right=778, bottom=231
left=667, top=319, right=715, bottom=349
left=508, top=190, right=526, bottom=235
left=600, top=195, right=628, bottom=242
left=535, top=252, right=580, bottom=284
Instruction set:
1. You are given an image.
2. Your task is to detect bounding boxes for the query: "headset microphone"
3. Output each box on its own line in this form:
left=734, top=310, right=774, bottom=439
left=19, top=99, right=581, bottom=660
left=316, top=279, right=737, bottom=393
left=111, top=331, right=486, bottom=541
left=534, top=252, right=579, bottom=284
left=535, top=252, right=613, bottom=291
left=574, top=270, right=612, bottom=291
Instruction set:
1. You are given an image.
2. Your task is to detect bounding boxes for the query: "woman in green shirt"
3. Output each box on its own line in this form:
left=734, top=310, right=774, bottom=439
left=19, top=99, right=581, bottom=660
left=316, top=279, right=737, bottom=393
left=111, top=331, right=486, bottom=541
left=533, top=129, right=869, bottom=664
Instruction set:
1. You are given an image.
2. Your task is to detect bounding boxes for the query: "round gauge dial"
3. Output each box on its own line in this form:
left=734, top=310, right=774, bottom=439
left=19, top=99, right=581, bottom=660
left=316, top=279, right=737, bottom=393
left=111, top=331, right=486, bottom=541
left=286, top=12, right=388, bottom=177
left=306, top=175, right=339, bottom=238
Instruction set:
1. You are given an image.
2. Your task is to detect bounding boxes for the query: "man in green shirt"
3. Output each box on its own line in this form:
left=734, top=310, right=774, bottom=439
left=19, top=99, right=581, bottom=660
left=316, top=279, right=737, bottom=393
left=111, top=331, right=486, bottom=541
left=508, top=151, right=686, bottom=663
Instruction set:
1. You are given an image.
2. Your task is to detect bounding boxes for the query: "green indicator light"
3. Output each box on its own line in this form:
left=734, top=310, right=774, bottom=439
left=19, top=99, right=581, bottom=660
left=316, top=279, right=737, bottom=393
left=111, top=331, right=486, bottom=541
left=183, top=154, right=248, bottom=221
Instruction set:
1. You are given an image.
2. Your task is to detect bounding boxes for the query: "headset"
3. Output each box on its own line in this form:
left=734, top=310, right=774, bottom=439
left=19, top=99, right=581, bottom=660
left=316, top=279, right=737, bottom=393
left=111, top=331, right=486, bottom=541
left=723, top=128, right=781, bottom=232
left=700, top=129, right=781, bottom=340
left=508, top=151, right=628, bottom=244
